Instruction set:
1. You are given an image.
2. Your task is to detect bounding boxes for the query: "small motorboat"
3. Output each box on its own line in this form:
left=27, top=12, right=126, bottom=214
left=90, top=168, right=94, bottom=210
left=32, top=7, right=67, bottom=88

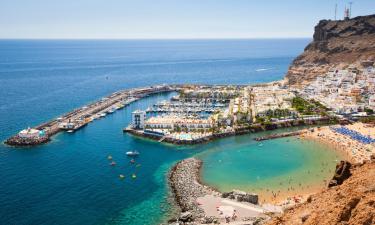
left=67, top=130, right=74, bottom=133
left=126, top=151, right=140, bottom=156
left=119, top=174, right=125, bottom=179
left=107, top=155, right=113, bottom=160
left=130, top=159, right=135, bottom=164
left=110, top=161, right=116, bottom=166
left=131, top=174, right=137, bottom=179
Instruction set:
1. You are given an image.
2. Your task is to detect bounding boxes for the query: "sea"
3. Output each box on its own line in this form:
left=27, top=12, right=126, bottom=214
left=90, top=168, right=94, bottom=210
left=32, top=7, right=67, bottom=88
left=0, top=39, right=342, bottom=225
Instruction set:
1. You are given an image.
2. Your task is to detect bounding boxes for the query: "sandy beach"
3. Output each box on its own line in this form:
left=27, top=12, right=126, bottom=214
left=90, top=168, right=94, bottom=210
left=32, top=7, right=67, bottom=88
left=302, top=122, right=375, bottom=163
left=168, top=123, right=375, bottom=224
left=169, top=158, right=283, bottom=224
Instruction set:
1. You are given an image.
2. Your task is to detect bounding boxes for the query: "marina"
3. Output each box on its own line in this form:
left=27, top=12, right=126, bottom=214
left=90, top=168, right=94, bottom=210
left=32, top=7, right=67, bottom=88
left=1, top=6, right=374, bottom=224
left=146, top=100, right=228, bottom=115
left=4, top=84, right=177, bottom=146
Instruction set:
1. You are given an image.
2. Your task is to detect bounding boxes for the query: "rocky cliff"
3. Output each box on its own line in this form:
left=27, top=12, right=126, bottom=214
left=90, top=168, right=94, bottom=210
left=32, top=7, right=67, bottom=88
left=266, top=160, right=375, bottom=225
left=286, top=14, right=375, bottom=86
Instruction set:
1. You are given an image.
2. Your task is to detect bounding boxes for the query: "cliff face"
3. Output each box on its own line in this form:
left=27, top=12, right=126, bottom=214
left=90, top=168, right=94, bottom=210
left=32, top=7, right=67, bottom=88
left=266, top=161, right=375, bottom=225
left=286, top=14, right=375, bottom=86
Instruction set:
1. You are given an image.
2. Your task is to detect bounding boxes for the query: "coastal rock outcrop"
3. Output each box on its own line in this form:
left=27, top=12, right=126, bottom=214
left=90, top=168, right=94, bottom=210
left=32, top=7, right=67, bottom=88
left=285, top=14, right=375, bottom=86
left=266, top=160, right=375, bottom=225
left=328, top=160, right=352, bottom=187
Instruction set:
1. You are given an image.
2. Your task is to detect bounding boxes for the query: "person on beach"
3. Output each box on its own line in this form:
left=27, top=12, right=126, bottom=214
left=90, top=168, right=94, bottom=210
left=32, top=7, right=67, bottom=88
left=232, top=210, right=237, bottom=221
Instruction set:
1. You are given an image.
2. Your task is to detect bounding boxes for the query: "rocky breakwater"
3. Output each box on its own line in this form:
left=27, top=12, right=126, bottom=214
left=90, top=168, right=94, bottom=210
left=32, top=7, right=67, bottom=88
left=286, top=14, right=375, bottom=86
left=4, top=135, right=50, bottom=146
left=169, top=158, right=220, bottom=224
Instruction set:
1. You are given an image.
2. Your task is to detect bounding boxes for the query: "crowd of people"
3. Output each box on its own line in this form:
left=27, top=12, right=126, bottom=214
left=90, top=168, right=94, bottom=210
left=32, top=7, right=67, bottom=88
left=331, top=126, right=375, bottom=144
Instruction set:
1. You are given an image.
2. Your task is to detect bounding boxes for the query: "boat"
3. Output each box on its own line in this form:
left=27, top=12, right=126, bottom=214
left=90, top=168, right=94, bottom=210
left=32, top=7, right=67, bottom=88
left=126, top=151, right=140, bottom=156
left=99, top=113, right=106, bottom=117
left=110, top=161, right=116, bottom=166
left=119, top=174, right=125, bottom=179
left=131, top=174, right=137, bottom=179
left=107, top=155, right=113, bottom=160
left=67, top=130, right=74, bottom=133
left=130, top=159, right=135, bottom=164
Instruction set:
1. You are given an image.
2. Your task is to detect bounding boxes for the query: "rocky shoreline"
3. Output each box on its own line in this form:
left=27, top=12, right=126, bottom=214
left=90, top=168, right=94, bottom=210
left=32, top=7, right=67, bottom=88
left=168, top=158, right=220, bottom=224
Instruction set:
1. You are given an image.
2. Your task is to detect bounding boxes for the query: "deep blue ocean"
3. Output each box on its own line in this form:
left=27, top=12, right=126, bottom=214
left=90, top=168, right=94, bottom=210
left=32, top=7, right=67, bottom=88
left=0, top=39, right=312, bottom=225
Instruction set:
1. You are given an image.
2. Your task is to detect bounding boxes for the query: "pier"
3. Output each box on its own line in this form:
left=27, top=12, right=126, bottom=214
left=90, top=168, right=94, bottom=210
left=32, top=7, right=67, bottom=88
left=254, top=130, right=307, bottom=141
left=5, top=84, right=178, bottom=146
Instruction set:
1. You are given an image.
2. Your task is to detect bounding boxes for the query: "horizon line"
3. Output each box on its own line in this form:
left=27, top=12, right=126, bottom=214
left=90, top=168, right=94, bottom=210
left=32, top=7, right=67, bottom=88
left=0, top=37, right=312, bottom=41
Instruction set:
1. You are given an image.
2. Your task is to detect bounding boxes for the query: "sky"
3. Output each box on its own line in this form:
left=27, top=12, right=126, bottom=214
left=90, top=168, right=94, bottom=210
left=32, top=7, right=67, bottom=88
left=0, top=0, right=374, bottom=39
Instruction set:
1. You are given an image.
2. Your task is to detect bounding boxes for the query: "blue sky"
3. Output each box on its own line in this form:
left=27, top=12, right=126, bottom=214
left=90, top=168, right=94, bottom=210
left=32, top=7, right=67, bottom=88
left=0, top=0, right=374, bottom=39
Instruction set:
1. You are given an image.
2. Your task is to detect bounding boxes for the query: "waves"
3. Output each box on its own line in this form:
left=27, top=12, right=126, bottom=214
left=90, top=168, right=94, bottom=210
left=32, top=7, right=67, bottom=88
left=255, top=68, right=272, bottom=72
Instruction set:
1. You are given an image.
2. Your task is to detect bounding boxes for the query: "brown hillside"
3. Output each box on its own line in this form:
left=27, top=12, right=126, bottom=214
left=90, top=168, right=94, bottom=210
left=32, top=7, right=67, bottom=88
left=286, top=14, right=375, bottom=86
left=266, top=161, right=375, bottom=225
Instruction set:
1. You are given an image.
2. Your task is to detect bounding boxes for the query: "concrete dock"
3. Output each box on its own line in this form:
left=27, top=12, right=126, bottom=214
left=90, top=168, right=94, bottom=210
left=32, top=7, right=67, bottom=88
left=254, top=130, right=307, bottom=141
left=5, top=84, right=178, bottom=146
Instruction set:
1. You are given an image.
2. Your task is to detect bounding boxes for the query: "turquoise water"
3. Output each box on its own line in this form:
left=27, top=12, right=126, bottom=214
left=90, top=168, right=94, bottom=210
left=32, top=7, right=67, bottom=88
left=0, top=39, right=342, bottom=225
left=197, top=133, right=342, bottom=201
left=0, top=92, right=196, bottom=225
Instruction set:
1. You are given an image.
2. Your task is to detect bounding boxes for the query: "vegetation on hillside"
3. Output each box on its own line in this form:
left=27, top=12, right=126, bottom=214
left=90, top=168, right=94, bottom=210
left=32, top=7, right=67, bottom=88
left=292, top=96, right=328, bottom=116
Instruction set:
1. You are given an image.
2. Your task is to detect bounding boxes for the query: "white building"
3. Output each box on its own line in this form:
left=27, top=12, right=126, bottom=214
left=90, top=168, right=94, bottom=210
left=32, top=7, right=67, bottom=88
left=144, top=116, right=212, bottom=131
left=58, top=122, right=75, bottom=130
left=369, top=95, right=375, bottom=110
left=18, top=128, right=41, bottom=139
left=132, top=110, right=146, bottom=129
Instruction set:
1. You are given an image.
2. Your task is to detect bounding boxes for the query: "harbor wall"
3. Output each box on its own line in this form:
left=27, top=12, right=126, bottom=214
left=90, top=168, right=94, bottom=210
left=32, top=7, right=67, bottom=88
left=125, top=117, right=336, bottom=145
left=5, top=85, right=178, bottom=147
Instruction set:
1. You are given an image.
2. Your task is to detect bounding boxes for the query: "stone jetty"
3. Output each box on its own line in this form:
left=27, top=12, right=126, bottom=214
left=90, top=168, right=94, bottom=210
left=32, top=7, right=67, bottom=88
left=254, top=130, right=307, bottom=141
left=168, top=158, right=220, bottom=223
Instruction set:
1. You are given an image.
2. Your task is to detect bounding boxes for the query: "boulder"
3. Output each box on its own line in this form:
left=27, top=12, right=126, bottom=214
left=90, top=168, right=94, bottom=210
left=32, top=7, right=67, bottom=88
left=241, top=193, right=259, bottom=205
left=200, top=216, right=219, bottom=224
left=300, top=212, right=310, bottom=222
left=328, top=161, right=352, bottom=187
left=179, top=211, right=193, bottom=222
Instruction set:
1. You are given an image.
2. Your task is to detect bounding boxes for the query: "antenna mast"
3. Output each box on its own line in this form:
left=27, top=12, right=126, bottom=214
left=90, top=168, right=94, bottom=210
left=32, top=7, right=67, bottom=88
left=349, top=2, right=353, bottom=18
